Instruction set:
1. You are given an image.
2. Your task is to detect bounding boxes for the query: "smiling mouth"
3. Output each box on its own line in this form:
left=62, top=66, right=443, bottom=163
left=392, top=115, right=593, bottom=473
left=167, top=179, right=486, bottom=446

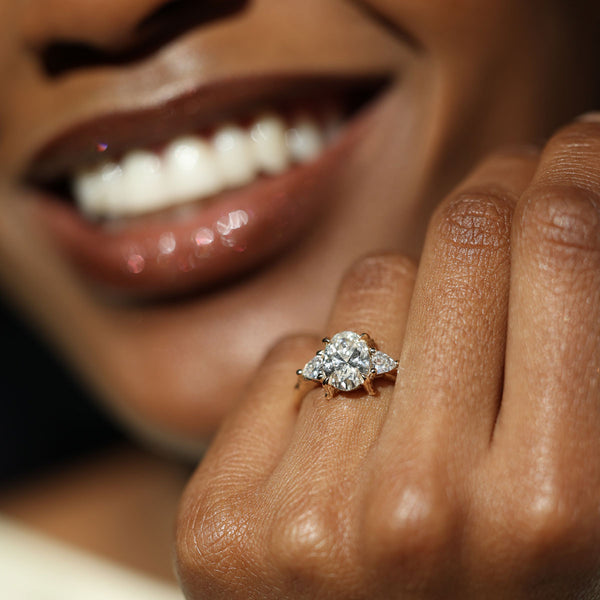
left=26, top=75, right=390, bottom=299
left=73, top=102, right=343, bottom=222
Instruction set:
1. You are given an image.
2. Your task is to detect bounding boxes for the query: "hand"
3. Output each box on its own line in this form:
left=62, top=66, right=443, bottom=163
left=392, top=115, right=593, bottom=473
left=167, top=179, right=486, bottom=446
left=175, top=115, right=600, bottom=599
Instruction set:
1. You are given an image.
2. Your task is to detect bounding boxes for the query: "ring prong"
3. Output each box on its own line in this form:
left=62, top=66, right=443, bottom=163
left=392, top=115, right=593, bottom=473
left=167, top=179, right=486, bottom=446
left=323, top=384, right=336, bottom=399
left=360, top=333, right=375, bottom=347
left=363, top=379, right=376, bottom=396
left=296, top=332, right=399, bottom=401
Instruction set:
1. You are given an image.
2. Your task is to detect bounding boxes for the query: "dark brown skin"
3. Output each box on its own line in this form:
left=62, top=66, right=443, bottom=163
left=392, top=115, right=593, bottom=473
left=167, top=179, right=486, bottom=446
left=176, top=124, right=600, bottom=598
left=1, top=0, right=600, bottom=595
left=2, top=0, right=595, bottom=447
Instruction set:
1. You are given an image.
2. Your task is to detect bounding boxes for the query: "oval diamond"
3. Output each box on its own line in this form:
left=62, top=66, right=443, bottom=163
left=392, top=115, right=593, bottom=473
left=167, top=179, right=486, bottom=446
left=322, top=331, right=371, bottom=392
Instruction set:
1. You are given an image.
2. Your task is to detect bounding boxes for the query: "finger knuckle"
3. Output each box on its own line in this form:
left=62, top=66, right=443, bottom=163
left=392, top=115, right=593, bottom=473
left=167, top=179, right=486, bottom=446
left=363, top=481, right=459, bottom=574
left=518, top=184, right=600, bottom=267
left=516, top=493, right=576, bottom=553
left=269, top=506, right=341, bottom=580
left=434, top=188, right=514, bottom=259
left=500, top=485, right=600, bottom=573
left=176, top=493, right=253, bottom=597
left=342, top=253, right=418, bottom=295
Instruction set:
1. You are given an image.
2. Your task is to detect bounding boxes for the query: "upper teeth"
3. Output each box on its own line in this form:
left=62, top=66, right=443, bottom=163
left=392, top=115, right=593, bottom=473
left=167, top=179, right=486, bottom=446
left=73, top=110, right=338, bottom=220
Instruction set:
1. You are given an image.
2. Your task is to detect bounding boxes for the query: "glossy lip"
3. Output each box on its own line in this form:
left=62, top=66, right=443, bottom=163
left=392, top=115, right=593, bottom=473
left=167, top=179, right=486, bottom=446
left=26, top=74, right=391, bottom=299
left=26, top=74, right=387, bottom=183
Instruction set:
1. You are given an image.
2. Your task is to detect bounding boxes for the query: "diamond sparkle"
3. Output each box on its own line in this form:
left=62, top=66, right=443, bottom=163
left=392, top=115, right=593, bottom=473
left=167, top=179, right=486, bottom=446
left=302, top=354, right=324, bottom=381
left=300, top=331, right=398, bottom=395
left=322, top=331, right=371, bottom=391
left=370, top=350, right=398, bottom=375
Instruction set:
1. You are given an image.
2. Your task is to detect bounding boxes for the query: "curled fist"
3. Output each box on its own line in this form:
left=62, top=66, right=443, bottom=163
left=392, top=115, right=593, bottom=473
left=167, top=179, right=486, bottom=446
left=175, top=115, right=600, bottom=599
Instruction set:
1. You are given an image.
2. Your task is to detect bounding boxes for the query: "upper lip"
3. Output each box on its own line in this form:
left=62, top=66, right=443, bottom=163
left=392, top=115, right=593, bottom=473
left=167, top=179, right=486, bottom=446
left=25, top=72, right=390, bottom=187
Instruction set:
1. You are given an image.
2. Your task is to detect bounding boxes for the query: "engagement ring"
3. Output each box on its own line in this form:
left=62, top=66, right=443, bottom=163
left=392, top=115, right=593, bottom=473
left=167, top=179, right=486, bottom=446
left=296, top=331, right=398, bottom=399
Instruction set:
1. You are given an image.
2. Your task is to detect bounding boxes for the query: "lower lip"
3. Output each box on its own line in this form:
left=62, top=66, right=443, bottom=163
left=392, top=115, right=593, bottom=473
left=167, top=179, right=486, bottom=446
left=30, top=103, right=377, bottom=299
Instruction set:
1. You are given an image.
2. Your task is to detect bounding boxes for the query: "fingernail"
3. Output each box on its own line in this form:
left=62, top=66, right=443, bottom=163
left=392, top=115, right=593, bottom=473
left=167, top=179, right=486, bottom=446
left=576, top=111, right=600, bottom=123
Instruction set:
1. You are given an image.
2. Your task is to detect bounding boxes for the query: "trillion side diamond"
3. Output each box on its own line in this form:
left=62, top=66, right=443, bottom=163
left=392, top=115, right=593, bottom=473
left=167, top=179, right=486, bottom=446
left=322, top=331, right=371, bottom=392
left=370, top=350, right=398, bottom=375
left=302, top=354, right=324, bottom=381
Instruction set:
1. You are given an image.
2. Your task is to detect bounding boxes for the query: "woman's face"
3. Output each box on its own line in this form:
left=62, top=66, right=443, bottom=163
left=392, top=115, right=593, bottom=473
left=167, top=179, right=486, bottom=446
left=1, top=0, right=595, bottom=451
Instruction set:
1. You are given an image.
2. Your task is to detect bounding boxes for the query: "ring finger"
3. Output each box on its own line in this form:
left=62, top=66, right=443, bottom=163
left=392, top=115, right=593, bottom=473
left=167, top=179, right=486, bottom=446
left=264, top=254, right=416, bottom=576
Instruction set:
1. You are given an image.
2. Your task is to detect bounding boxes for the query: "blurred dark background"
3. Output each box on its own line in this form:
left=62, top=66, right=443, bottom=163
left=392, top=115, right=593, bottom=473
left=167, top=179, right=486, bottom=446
left=0, top=297, right=125, bottom=485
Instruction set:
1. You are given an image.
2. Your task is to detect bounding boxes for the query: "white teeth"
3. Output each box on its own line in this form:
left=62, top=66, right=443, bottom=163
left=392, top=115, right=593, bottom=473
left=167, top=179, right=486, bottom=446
left=74, top=162, right=124, bottom=219
left=250, top=113, right=289, bottom=175
left=72, top=169, right=105, bottom=218
left=100, top=163, right=125, bottom=217
left=164, top=136, right=223, bottom=202
left=72, top=106, right=340, bottom=220
left=286, top=114, right=324, bottom=164
left=213, top=124, right=257, bottom=188
left=121, top=151, right=165, bottom=216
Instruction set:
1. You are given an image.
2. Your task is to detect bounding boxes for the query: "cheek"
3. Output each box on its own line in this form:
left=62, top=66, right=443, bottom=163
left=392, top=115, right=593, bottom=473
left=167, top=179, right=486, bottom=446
left=360, top=0, right=542, bottom=55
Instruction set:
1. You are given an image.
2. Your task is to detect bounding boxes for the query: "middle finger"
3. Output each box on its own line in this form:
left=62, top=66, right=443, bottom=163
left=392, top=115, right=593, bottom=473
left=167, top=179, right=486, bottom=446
left=381, top=149, right=538, bottom=461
